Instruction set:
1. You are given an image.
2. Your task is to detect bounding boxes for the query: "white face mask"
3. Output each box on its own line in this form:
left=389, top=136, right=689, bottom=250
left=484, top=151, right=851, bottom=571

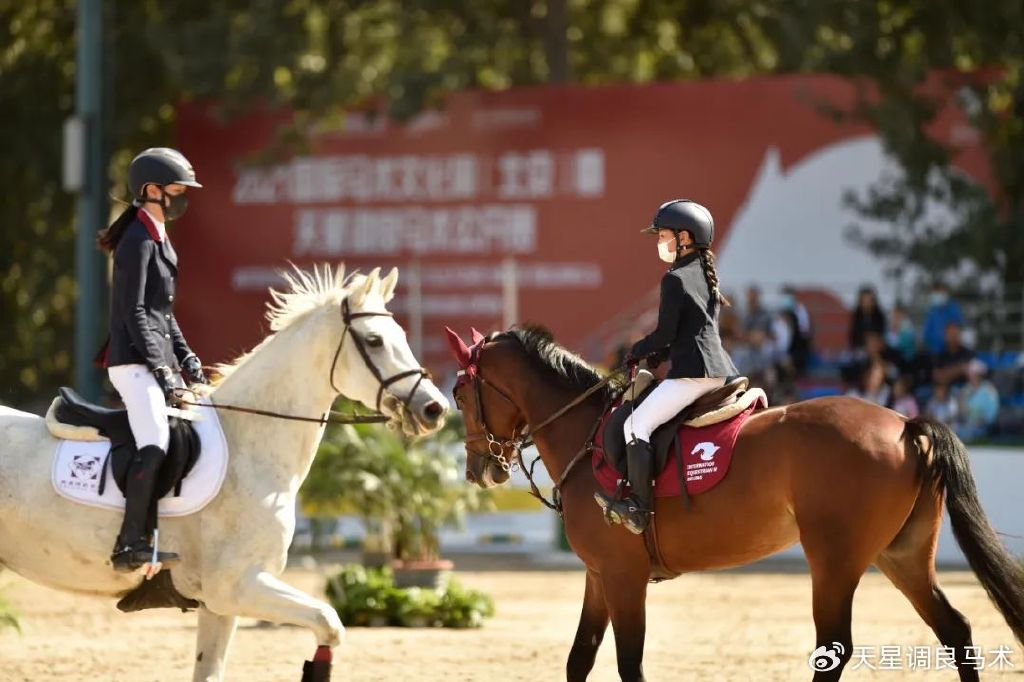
left=657, top=238, right=677, bottom=263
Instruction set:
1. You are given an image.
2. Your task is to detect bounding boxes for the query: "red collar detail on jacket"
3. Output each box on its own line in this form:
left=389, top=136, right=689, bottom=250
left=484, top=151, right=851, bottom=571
left=136, top=208, right=164, bottom=242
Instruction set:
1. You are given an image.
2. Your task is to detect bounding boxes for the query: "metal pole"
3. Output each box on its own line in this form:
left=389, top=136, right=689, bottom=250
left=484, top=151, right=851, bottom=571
left=407, top=260, right=423, bottom=358
left=73, top=0, right=109, bottom=401
left=502, top=257, right=518, bottom=329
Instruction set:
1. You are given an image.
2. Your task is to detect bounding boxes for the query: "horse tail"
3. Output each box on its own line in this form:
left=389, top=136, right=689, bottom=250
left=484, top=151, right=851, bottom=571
left=908, top=416, right=1024, bottom=644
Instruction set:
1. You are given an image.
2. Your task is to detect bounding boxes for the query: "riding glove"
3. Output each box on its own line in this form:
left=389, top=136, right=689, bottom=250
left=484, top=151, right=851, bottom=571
left=181, top=354, right=208, bottom=385
left=152, top=365, right=178, bottom=405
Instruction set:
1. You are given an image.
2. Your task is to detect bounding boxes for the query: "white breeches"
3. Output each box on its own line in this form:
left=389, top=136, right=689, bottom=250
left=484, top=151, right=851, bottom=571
left=108, top=364, right=182, bottom=450
left=623, top=377, right=726, bottom=443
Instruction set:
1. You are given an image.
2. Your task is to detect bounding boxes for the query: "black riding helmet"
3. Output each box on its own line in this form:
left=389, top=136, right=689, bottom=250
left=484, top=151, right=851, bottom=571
left=642, top=199, right=714, bottom=250
left=128, top=147, right=202, bottom=200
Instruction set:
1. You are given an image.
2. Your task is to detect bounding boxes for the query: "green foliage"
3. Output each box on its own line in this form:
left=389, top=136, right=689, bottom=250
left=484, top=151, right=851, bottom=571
left=325, top=563, right=493, bottom=628
left=802, top=2, right=1024, bottom=294
left=5, top=1, right=1024, bottom=406
left=300, top=411, right=492, bottom=560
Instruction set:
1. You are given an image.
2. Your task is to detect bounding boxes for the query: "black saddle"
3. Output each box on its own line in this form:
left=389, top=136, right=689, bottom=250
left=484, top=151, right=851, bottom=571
left=54, top=387, right=201, bottom=499
left=601, top=376, right=749, bottom=474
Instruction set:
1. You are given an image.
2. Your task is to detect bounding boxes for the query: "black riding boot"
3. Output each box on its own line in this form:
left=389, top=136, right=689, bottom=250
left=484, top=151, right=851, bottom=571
left=110, top=445, right=180, bottom=572
left=593, top=439, right=654, bottom=534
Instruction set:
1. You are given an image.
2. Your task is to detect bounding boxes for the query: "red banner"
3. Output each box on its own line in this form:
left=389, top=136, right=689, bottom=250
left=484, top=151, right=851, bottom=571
left=173, top=75, right=985, bottom=373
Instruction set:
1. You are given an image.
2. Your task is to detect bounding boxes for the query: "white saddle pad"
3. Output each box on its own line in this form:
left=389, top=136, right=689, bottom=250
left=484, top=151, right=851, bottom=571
left=51, top=396, right=228, bottom=517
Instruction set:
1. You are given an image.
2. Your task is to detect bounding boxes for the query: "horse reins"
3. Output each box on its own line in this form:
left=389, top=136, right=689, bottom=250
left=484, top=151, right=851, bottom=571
left=459, top=344, right=624, bottom=513
left=178, top=297, right=428, bottom=427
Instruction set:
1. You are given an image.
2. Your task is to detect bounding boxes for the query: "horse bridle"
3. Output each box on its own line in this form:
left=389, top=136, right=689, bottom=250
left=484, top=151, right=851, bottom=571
left=330, top=298, right=431, bottom=415
left=456, top=341, right=623, bottom=512
left=458, top=363, right=527, bottom=475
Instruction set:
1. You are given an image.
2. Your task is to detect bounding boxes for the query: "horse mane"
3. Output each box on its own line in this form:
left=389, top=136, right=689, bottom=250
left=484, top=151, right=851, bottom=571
left=497, top=324, right=617, bottom=398
left=213, top=264, right=363, bottom=382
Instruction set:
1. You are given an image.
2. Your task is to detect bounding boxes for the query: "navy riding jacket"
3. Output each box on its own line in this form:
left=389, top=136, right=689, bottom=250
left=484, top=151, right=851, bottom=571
left=104, top=211, right=193, bottom=371
left=630, top=252, right=738, bottom=379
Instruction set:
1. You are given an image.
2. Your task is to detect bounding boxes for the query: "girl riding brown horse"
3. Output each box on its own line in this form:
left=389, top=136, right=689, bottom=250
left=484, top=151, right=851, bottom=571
left=447, top=323, right=1024, bottom=681
left=447, top=200, right=1023, bottom=681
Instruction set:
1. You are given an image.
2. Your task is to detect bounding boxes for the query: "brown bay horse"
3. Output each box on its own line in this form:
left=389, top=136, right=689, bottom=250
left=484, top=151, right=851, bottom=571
left=446, top=325, right=1024, bottom=681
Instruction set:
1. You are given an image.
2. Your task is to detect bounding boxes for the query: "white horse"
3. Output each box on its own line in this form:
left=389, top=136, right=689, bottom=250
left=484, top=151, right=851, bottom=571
left=0, top=264, right=448, bottom=681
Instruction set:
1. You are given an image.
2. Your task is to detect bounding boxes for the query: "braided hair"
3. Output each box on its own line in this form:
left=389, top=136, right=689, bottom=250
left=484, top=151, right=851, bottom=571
left=697, top=247, right=730, bottom=307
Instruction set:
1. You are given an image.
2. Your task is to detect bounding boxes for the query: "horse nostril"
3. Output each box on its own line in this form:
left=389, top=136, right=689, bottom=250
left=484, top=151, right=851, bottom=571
left=423, top=401, right=445, bottom=421
left=466, top=469, right=476, bottom=483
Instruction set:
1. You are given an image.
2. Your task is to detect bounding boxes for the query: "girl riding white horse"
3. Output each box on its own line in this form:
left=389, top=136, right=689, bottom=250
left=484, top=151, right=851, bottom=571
left=0, top=265, right=447, bottom=682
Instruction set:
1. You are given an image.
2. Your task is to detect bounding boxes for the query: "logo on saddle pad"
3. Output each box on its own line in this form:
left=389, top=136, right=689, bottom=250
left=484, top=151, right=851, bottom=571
left=691, top=442, right=720, bottom=461
left=59, top=452, right=104, bottom=493
left=70, top=454, right=102, bottom=481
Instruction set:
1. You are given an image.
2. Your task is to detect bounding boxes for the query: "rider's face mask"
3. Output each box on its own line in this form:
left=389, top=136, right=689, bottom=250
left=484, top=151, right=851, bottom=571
left=143, top=185, right=189, bottom=221
left=657, top=236, right=677, bottom=263
left=160, top=188, right=189, bottom=221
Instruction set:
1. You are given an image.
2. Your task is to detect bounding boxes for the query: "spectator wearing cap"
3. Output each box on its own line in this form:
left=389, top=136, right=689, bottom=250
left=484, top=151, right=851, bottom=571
left=922, top=283, right=964, bottom=356
left=955, top=358, right=1000, bottom=440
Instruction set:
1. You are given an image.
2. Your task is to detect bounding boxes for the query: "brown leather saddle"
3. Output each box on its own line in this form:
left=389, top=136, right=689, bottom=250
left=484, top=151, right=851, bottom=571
left=600, top=376, right=749, bottom=474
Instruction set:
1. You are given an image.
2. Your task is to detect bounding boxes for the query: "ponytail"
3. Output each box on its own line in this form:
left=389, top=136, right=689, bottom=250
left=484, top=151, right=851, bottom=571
left=96, top=205, right=138, bottom=253
left=698, top=248, right=730, bottom=307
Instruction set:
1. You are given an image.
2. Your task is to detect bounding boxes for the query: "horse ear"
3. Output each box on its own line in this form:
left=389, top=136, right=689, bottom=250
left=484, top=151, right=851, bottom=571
left=444, top=326, right=472, bottom=368
left=470, top=327, right=485, bottom=345
left=363, top=267, right=381, bottom=298
left=381, top=267, right=399, bottom=302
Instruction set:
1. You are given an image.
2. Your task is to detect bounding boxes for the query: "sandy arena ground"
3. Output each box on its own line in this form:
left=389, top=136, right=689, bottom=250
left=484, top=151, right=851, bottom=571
left=0, top=562, right=1021, bottom=681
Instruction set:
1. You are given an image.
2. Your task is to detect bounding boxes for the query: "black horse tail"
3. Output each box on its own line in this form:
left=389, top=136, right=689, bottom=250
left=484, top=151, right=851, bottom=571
left=909, top=416, right=1024, bottom=644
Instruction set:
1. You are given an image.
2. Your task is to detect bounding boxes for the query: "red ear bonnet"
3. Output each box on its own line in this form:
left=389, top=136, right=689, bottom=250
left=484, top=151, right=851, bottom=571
left=444, top=326, right=472, bottom=369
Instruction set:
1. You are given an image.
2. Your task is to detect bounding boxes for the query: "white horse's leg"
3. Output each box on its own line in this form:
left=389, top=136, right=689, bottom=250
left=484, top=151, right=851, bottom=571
left=192, top=607, right=238, bottom=682
left=208, top=569, right=343, bottom=647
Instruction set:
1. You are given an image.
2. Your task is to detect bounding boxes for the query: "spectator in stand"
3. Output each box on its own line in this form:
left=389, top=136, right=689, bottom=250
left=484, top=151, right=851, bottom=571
left=889, top=375, right=920, bottom=418
left=925, top=382, right=959, bottom=424
left=932, top=322, right=973, bottom=389
left=886, top=304, right=917, bottom=363
left=848, top=285, right=887, bottom=351
left=773, top=285, right=813, bottom=378
left=847, top=361, right=890, bottom=406
left=841, top=329, right=904, bottom=393
left=955, top=358, right=1000, bottom=440
left=730, top=327, right=778, bottom=398
left=742, top=285, right=773, bottom=336
left=863, top=331, right=904, bottom=381
left=922, top=283, right=964, bottom=356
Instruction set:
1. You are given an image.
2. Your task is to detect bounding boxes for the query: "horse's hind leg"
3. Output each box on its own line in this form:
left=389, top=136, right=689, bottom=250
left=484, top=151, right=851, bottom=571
left=192, top=607, right=239, bottom=682
left=566, top=569, right=609, bottom=682
left=876, top=490, right=977, bottom=682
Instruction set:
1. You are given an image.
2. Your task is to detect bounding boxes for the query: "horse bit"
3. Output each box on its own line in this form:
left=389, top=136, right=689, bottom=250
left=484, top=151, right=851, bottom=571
left=457, top=342, right=621, bottom=512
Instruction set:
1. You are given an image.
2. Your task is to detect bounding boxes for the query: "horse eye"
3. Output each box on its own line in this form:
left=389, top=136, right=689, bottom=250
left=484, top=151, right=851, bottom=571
left=366, top=334, right=383, bottom=348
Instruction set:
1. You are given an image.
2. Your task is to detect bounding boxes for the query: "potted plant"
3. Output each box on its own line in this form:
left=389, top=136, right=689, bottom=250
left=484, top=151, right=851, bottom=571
left=325, top=564, right=393, bottom=626
left=392, top=587, right=442, bottom=628
left=302, top=412, right=491, bottom=588
left=324, top=563, right=495, bottom=629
